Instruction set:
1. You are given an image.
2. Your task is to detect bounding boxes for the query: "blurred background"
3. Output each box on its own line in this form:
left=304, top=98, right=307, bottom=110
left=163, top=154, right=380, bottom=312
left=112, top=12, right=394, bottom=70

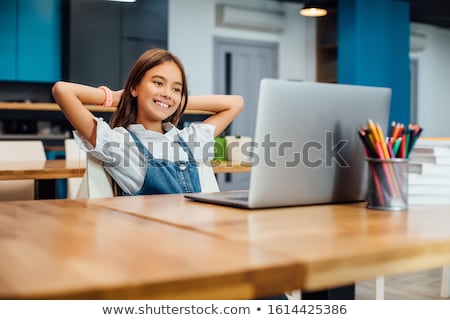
left=0, top=0, right=449, bottom=190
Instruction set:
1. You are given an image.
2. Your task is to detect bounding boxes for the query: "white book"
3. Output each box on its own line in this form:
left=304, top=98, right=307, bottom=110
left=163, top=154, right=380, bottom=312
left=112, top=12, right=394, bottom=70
left=412, top=138, right=450, bottom=156
left=408, top=184, right=450, bottom=195
left=411, top=147, right=450, bottom=157
left=408, top=162, right=450, bottom=176
left=414, top=138, right=450, bottom=147
left=409, top=154, right=450, bottom=165
left=408, top=194, right=450, bottom=205
left=408, top=173, right=450, bottom=185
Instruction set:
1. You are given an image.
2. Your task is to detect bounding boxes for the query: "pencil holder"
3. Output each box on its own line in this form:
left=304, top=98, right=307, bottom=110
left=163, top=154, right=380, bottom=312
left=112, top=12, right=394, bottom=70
left=366, top=158, right=409, bottom=211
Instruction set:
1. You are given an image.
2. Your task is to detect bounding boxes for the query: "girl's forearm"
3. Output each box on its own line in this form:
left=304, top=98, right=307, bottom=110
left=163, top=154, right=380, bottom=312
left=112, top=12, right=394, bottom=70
left=188, top=95, right=244, bottom=137
left=53, top=82, right=122, bottom=107
left=52, top=82, right=104, bottom=106
left=186, top=95, right=243, bottom=113
left=52, top=81, right=103, bottom=147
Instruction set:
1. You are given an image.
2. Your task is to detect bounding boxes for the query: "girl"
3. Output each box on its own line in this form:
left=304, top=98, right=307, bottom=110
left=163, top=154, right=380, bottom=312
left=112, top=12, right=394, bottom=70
left=52, top=48, right=243, bottom=196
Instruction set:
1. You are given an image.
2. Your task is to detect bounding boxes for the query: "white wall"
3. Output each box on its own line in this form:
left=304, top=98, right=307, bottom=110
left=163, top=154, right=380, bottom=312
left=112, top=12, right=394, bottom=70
left=168, top=0, right=316, bottom=95
left=410, top=23, right=450, bottom=137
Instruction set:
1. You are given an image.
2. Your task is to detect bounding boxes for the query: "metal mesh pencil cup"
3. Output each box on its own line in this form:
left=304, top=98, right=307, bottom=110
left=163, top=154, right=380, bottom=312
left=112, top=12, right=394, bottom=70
left=366, top=158, right=409, bottom=211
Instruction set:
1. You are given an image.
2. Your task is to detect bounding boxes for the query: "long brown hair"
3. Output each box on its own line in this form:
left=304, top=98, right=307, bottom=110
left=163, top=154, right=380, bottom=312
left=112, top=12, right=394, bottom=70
left=109, top=48, right=189, bottom=128
left=109, top=49, right=188, bottom=196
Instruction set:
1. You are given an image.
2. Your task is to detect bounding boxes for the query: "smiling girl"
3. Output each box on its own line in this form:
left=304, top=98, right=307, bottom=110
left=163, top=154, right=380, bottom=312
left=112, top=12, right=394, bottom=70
left=52, top=48, right=243, bottom=196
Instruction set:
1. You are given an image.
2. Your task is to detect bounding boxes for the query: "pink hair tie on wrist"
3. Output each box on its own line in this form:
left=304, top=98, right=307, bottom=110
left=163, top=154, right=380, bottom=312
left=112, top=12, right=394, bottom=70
left=98, top=86, right=113, bottom=107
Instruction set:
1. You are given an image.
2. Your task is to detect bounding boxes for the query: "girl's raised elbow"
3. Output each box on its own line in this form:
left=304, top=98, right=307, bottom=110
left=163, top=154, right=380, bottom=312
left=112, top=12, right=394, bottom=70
left=234, top=95, right=245, bottom=111
left=51, top=81, right=67, bottom=99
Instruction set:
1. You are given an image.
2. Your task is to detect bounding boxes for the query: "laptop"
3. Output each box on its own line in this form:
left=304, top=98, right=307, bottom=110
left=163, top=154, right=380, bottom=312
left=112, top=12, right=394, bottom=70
left=185, top=79, right=391, bottom=209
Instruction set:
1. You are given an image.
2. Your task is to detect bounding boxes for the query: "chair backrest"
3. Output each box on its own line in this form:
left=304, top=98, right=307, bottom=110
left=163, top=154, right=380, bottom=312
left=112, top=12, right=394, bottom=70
left=0, top=140, right=46, bottom=201
left=76, top=154, right=114, bottom=199
left=75, top=153, right=219, bottom=198
left=64, top=139, right=86, bottom=199
left=198, top=161, right=220, bottom=192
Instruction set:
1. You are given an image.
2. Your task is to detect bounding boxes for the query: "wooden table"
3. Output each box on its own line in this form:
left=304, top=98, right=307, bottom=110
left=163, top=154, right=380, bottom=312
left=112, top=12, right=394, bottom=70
left=0, top=160, right=250, bottom=199
left=0, top=160, right=249, bottom=181
left=0, top=160, right=85, bottom=181
left=0, top=160, right=86, bottom=199
left=211, top=160, right=252, bottom=173
left=90, top=194, right=450, bottom=294
left=2, top=195, right=450, bottom=299
left=0, top=199, right=297, bottom=299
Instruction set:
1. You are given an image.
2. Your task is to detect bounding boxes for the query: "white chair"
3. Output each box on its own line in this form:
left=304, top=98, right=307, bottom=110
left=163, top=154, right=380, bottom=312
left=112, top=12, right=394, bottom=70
left=441, top=266, right=450, bottom=298
left=64, top=139, right=86, bottom=198
left=75, top=151, right=219, bottom=199
left=75, top=154, right=114, bottom=199
left=198, top=160, right=220, bottom=192
left=0, top=140, right=46, bottom=201
left=374, top=276, right=385, bottom=300
left=372, top=267, right=450, bottom=299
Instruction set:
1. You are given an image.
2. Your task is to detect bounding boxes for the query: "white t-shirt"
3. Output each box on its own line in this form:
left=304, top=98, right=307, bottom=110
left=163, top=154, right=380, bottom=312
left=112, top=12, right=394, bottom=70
left=73, top=117, right=215, bottom=194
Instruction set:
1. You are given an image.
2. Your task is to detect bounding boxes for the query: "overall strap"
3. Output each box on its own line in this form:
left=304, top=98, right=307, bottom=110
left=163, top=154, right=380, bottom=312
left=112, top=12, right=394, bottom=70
left=127, top=129, right=196, bottom=163
left=176, top=135, right=197, bottom=163
left=127, top=130, right=154, bottom=160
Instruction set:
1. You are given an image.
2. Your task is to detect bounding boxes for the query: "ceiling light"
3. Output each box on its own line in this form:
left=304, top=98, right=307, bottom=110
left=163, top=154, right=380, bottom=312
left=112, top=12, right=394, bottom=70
left=300, top=1, right=328, bottom=17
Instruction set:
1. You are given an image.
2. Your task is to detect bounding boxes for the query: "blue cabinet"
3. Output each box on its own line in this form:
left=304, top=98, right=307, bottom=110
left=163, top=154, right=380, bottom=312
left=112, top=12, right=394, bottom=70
left=0, top=1, right=17, bottom=80
left=0, top=0, right=61, bottom=82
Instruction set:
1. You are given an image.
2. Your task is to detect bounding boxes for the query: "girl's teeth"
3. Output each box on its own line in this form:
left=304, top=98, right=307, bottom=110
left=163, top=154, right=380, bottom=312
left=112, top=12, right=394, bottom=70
left=156, top=101, right=169, bottom=108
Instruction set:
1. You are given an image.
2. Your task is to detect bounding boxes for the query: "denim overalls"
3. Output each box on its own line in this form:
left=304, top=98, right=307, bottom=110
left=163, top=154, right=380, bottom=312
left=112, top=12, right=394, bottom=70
left=122, top=130, right=202, bottom=196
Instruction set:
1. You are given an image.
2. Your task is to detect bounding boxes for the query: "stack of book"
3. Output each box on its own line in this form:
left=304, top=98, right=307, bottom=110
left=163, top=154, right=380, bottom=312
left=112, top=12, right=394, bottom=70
left=408, top=138, right=450, bottom=205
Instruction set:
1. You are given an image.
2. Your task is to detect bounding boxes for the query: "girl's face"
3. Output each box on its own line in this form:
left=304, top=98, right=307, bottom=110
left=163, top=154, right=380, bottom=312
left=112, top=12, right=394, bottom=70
left=132, top=61, right=183, bottom=127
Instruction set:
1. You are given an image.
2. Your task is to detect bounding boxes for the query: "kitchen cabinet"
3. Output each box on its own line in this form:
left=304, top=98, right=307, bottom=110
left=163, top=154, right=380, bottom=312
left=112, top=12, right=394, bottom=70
left=0, top=1, right=17, bottom=80
left=0, top=0, right=61, bottom=82
left=0, top=0, right=169, bottom=148
left=64, top=0, right=168, bottom=89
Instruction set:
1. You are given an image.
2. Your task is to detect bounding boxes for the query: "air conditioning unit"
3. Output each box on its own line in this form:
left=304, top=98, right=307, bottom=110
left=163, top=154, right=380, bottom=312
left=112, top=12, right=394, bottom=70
left=410, top=31, right=426, bottom=52
left=216, top=4, right=285, bottom=33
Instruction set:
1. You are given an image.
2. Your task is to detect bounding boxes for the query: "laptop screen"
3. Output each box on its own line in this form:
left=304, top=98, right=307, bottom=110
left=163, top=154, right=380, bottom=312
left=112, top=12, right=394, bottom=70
left=247, top=79, right=391, bottom=208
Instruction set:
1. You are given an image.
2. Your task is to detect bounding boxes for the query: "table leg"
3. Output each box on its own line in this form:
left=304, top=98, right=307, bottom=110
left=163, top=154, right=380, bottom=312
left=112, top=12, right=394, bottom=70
left=35, top=180, right=57, bottom=199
